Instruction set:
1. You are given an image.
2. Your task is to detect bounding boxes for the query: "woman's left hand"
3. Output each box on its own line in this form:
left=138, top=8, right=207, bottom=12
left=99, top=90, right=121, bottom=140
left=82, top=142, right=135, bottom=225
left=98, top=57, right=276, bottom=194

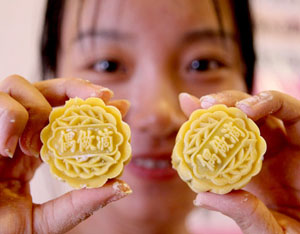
left=179, top=90, right=300, bottom=234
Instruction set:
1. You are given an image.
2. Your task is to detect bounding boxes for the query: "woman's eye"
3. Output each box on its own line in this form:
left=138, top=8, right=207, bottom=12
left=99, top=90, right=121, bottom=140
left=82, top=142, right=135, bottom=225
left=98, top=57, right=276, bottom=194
left=92, top=60, right=121, bottom=73
left=188, top=59, right=224, bottom=72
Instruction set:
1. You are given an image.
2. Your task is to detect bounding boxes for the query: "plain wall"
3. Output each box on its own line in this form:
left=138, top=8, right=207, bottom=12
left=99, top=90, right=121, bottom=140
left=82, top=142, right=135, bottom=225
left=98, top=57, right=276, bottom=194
left=0, top=0, right=46, bottom=82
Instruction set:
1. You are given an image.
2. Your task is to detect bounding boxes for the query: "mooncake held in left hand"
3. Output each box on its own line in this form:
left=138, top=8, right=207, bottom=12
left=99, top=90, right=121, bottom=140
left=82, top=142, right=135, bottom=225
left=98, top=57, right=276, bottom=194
left=172, top=104, right=266, bottom=194
left=40, top=97, right=131, bottom=189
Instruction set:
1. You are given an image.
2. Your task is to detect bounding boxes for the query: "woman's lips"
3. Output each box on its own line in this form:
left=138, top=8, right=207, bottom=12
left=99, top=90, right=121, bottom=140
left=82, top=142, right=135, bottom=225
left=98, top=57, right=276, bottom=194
left=127, top=156, right=177, bottom=180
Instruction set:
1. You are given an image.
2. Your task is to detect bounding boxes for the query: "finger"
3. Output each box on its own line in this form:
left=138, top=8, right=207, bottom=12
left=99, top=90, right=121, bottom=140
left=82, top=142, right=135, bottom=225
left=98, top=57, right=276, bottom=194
left=194, top=190, right=284, bottom=234
left=235, top=91, right=299, bottom=122
left=0, top=93, right=28, bottom=158
left=179, top=90, right=250, bottom=117
left=235, top=91, right=300, bottom=145
left=108, top=99, right=130, bottom=117
left=179, top=93, right=202, bottom=117
left=33, top=180, right=132, bottom=234
left=199, top=90, right=251, bottom=108
left=0, top=75, right=52, bottom=157
left=34, top=78, right=114, bottom=106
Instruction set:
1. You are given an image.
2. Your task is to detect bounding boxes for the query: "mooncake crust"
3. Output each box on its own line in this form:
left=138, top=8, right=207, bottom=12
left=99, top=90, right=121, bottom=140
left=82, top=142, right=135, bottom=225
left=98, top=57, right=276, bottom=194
left=40, top=97, right=131, bottom=189
left=172, top=104, right=266, bottom=194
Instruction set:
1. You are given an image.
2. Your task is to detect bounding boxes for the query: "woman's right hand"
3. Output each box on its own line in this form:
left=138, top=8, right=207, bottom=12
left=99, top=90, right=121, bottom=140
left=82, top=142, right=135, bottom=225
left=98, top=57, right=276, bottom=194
left=0, top=75, right=131, bottom=234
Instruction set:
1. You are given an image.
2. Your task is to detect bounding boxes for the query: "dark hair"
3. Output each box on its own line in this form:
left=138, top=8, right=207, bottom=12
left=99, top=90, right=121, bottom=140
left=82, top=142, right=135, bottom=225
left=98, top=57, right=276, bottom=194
left=41, top=0, right=255, bottom=92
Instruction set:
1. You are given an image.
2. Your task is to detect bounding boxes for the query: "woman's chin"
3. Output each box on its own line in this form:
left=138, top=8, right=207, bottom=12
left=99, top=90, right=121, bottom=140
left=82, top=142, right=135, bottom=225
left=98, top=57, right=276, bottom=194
left=113, top=168, right=195, bottom=224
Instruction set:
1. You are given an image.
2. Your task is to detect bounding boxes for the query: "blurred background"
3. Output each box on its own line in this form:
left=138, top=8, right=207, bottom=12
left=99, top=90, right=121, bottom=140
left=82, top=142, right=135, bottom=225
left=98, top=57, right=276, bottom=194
left=0, top=0, right=46, bottom=82
left=0, top=1, right=299, bottom=234
left=251, top=0, right=300, bottom=99
left=1, top=0, right=300, bottom=98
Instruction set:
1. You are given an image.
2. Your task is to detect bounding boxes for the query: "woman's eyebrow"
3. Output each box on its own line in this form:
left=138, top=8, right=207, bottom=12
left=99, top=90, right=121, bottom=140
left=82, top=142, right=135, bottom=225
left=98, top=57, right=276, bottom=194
left=74, top=29, right=134, bottom=43
left=182, top=29, right=236, bottom=45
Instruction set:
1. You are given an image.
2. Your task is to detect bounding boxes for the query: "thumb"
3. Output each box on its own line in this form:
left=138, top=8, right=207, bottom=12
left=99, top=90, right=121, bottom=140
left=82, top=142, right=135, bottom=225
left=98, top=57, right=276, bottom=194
left=194, top=190, right=283, bottom=234
left=33, top=180, right=132, bottom=234
left=178, top=93, right=202, bottom=117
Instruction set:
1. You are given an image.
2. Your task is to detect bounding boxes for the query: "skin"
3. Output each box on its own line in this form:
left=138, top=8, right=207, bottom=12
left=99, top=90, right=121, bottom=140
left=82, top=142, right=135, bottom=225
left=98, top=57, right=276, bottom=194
left=0, top=1, right=299, bottom=234
left=58, top=0, right=244, bottom=233
left=0, top=75, right=132, bottom=234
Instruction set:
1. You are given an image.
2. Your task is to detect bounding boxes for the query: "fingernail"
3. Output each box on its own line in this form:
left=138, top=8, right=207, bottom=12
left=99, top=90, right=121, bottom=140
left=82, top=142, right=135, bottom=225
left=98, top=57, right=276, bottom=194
left=90, top=87, right=113, bottom=95
left=200, top=95, right=215, bottom=109
left=31, top=151, right=40, bottom=158
left=90, top=88, right=114, bottom=103
left=95, top=181, right=132, bottom=210
left=116, top=100, right=131, bottom=117
left=4, top=149, right=14, bottom=158
left=193, top=196, right=215, bottom=210
left=102, top=181, right=132, bottom=207
left=179, top=92, right=192, bottom=99
left=118, top=99, right=131, bottom=109
left=193, top=198, right=203, bottom=206
left=4, top=135, right=19, bottom=158
left=179, top=93, right=200, bottom=103
left=100, top=87, right=113, bottom=94
left=113, top=181, right=132, bottom=197
left=30, top=133, right=41, bottom=158
left=179, top=92, right=190, bottom=100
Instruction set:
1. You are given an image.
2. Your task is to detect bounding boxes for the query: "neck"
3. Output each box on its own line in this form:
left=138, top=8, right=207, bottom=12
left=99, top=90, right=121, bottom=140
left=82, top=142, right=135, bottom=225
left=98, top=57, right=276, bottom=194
left=104, top=219, right=188, bottom=234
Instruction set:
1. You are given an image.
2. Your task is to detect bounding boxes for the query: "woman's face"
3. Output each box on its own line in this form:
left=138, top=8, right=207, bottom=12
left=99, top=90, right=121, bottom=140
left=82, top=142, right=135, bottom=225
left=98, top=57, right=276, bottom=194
left=57, top=0, right=246, bottom=228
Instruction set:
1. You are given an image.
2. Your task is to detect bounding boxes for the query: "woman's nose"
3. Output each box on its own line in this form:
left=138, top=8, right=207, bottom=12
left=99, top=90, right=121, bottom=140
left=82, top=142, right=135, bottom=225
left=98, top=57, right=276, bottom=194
left=127, top=77, right=186, bottom=137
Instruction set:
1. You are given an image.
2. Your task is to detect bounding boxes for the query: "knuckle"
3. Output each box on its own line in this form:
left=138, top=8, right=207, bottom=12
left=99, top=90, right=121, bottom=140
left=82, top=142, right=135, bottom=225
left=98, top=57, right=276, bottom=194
left=245, top=194, right=260, bottom=217
left=39, top=105, right=52, bottom=117
left=27, top=105, right=52, bottom=122
left=0, top=75, right=26, bottom=88
left=235, top=195, right=260, bottom=231
left=1, top=106, right=29, bottom=123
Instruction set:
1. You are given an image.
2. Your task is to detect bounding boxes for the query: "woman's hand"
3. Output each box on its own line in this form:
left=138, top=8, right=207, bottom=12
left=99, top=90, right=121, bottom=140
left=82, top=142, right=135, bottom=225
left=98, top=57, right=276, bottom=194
left=0, top=75, right=131, bottom=234
left=179, top=90, right=300, bottom=234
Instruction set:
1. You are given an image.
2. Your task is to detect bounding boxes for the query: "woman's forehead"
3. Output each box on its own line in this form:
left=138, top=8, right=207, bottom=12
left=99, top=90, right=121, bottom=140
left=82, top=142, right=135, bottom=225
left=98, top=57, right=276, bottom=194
left=62, top=0, right=236, bottom=43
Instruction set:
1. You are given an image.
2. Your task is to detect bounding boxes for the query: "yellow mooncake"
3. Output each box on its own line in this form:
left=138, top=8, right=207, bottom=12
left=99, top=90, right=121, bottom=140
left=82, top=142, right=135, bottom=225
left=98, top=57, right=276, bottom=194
left=40, top=97, right=131, bottom=189
left=172, top=104, right=266, bottom=194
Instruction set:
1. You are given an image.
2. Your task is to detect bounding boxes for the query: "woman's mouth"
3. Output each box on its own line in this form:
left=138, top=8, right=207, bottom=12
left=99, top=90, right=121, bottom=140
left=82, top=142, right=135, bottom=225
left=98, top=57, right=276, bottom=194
left=127, top=156, right=177, bottom=180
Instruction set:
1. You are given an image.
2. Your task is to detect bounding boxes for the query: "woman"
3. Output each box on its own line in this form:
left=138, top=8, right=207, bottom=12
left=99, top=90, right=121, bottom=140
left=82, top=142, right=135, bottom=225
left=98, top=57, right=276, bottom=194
left=0, top=0, right=299, bottom=233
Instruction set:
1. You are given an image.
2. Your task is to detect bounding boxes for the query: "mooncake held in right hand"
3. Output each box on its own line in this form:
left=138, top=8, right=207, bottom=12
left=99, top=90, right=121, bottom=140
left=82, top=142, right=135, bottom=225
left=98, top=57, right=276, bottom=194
left=172, top=104, right=266, bottom=194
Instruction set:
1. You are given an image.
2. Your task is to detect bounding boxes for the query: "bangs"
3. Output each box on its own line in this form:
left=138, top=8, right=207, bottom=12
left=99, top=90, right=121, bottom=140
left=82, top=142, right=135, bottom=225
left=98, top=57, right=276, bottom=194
left=41, top=0, right=255, bottom=92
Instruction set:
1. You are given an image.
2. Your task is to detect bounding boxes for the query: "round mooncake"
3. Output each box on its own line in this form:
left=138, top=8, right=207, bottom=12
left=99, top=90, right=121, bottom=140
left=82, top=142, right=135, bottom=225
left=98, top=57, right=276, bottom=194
left=172, top=104, right=266, bottom=194
left=40, top=97, right=131, bottom=188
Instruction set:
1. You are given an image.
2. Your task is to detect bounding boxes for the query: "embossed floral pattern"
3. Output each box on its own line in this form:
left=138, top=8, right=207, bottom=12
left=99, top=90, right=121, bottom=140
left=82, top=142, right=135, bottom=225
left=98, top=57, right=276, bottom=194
left=40, top=98, right=131, bottom=188
left=172, top=105, right=266, bottom=194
